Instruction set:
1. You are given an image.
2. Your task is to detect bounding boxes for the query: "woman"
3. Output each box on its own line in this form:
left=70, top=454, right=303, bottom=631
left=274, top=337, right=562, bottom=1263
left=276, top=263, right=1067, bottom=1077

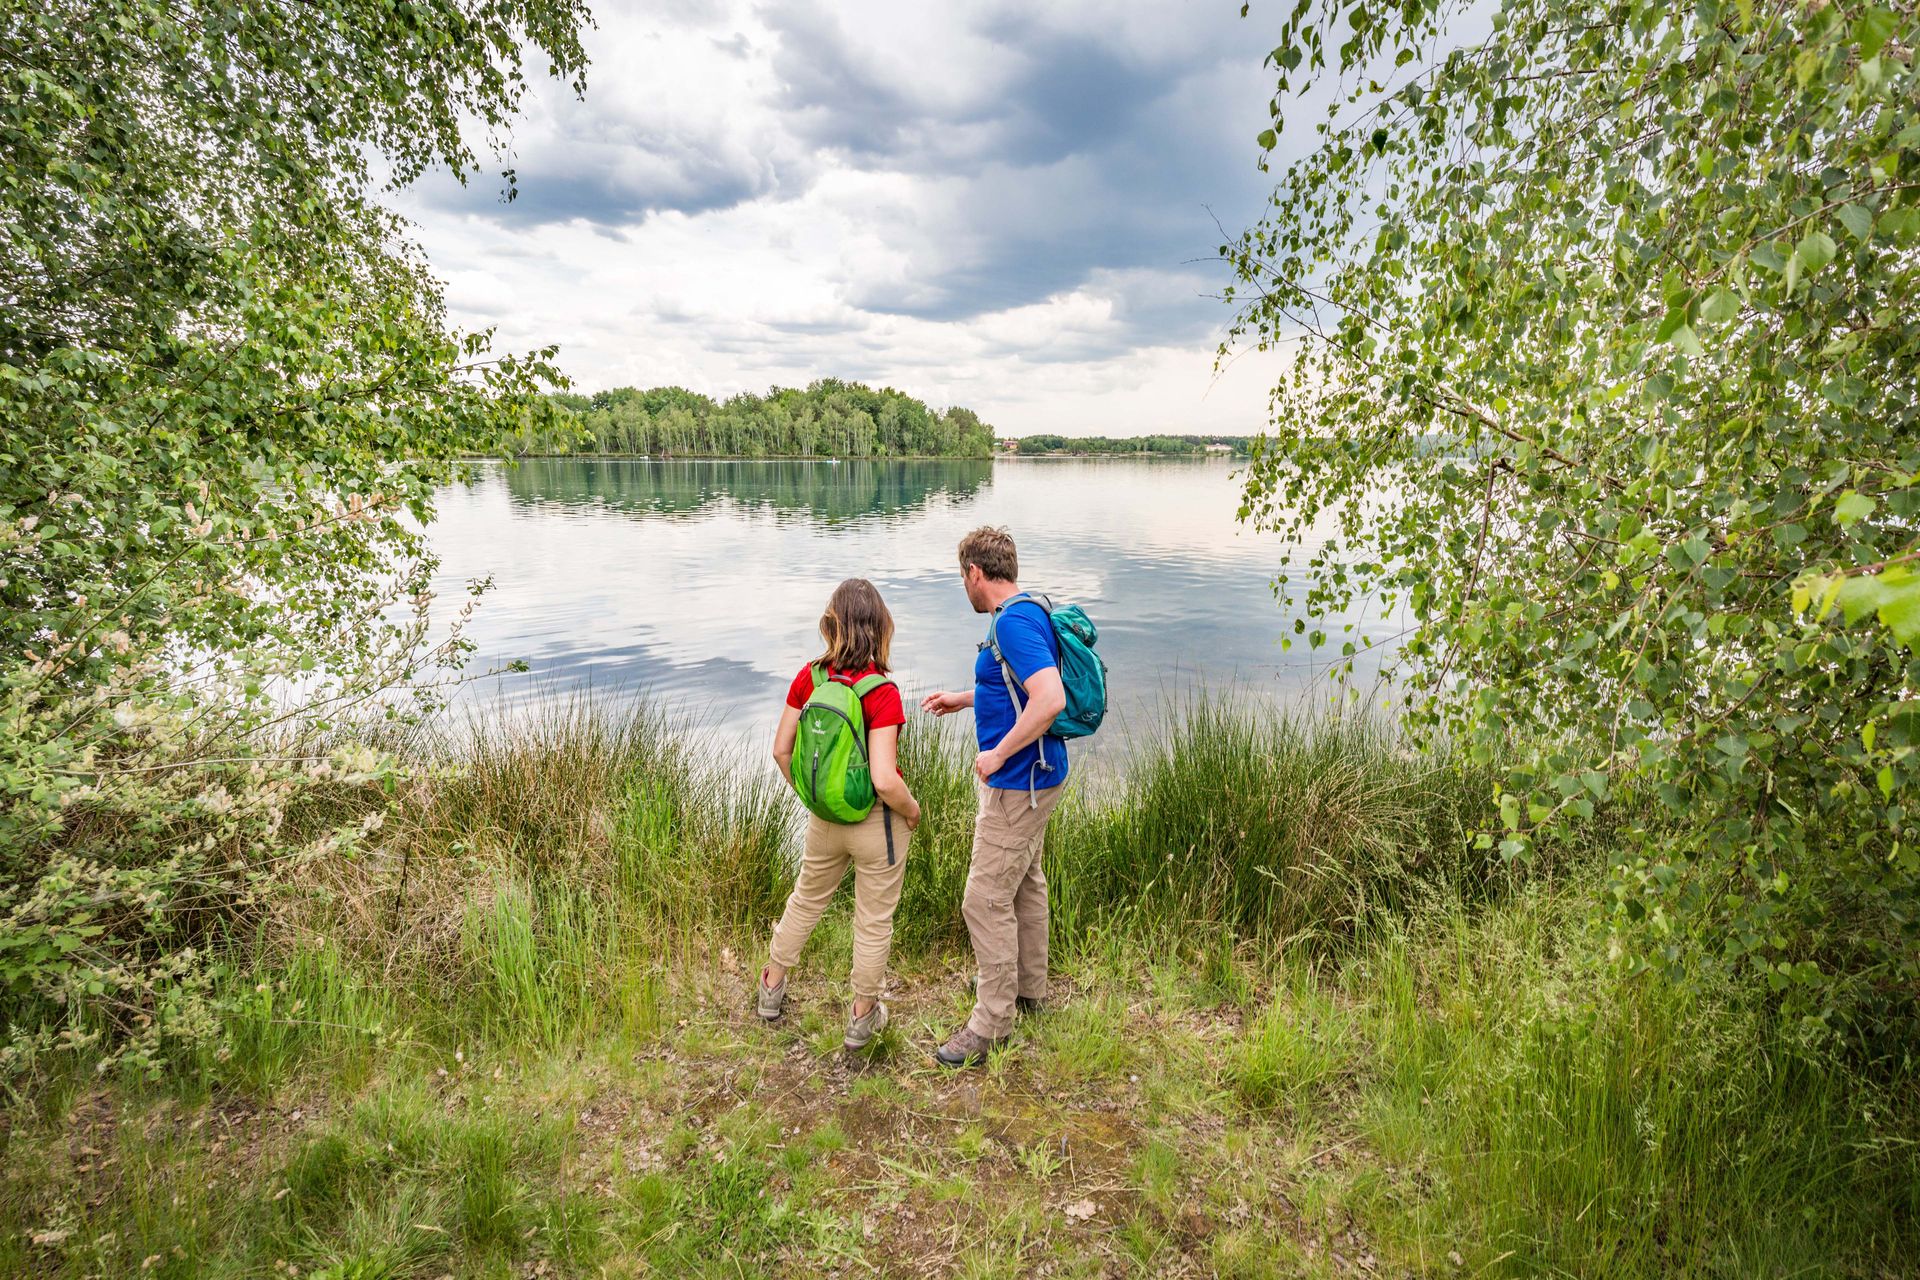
left=761, top=578, right=922, bottom=1050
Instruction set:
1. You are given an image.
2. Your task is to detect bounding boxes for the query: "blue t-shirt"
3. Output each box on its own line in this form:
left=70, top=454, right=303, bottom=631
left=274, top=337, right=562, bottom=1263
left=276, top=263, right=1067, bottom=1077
left=973, top=597, right=1069, bottom=791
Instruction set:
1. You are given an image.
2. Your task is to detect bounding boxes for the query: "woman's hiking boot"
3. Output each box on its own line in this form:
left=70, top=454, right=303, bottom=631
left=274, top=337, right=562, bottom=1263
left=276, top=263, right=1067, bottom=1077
left=934, top=1026, right=1001, bottom=1069
left=844, top=1000, right=888, bottom=1051
left=756, top=968, right=786, bottom=1021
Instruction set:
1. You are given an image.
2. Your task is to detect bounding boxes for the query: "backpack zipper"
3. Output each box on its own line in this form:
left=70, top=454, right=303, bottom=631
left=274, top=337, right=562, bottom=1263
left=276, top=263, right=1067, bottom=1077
left=808, top=704, right=869, bottom=764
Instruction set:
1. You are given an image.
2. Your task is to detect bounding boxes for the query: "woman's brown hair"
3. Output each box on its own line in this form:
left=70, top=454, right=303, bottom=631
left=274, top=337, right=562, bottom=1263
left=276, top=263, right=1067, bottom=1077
left=816, top=578, right=894, bottom=672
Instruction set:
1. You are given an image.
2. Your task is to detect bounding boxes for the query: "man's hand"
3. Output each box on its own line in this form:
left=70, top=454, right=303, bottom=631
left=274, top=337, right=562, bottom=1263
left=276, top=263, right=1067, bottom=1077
left=921, top=689, right=969, bottom=717
left=973, top=747, right=1006, bottom=784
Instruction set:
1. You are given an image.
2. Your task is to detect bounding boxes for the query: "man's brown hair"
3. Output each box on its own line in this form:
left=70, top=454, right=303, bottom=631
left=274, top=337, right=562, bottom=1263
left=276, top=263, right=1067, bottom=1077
left=816, top=578, right=894, bottom=672
left=958, top=526, right=1018, bottom=583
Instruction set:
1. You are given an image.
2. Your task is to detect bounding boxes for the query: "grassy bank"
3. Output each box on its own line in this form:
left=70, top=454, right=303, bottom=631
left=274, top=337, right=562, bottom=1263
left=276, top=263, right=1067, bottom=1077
left=3, top=704, right=1915, bottom=1278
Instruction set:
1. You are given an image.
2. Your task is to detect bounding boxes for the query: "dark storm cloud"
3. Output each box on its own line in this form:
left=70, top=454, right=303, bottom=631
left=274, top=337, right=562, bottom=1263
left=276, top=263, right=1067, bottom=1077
left=759, top=4, right=1272, bottom=335
left=417, top=1, right=1283, bottom=357
left=761, top=4, right=925, bottom=158
left=989, top=36, right=1162, bottom=166
left=417, top=158, right=770, bottom=228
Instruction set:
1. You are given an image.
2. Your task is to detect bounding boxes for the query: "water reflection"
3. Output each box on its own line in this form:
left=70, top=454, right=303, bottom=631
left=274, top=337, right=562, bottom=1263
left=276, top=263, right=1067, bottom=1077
left=501, top=457, right=994, bottom=524
left=427, top=458, right=1400, bottom=758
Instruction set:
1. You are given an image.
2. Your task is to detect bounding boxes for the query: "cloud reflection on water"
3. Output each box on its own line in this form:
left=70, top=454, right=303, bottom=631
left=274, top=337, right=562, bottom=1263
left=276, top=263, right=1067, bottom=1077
left=426, top=458, right=1400, bottom=761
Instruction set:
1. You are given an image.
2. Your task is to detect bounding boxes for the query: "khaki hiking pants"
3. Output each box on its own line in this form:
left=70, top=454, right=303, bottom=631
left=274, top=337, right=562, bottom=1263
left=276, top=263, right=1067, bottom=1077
left=964, top=781, right=1065, bottom=1040
left=768, top=805, right=909, bottom=1000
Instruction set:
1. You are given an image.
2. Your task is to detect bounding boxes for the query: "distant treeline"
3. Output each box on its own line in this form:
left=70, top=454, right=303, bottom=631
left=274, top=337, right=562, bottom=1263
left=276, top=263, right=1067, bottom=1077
left=1013, top=433, right=1254, bottom=456
left=513, top=380, right=995, bottom=459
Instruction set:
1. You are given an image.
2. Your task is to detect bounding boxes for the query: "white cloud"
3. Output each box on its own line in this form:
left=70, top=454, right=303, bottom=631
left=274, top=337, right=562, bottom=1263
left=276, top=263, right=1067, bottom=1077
left=390, top=0, right=1294, bottom=435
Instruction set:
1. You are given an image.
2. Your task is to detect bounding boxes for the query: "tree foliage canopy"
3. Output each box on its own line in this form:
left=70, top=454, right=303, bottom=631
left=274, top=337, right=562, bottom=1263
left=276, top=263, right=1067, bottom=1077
left=3, top=0, right=588, bottom=692
left=1227, top=0, right=1919, bottom=1034
left=1014, top=434, right=1252, bottom=456
left=523, top=379, right=995, bottom=459
left=1, top=0, right=590, bottom=1070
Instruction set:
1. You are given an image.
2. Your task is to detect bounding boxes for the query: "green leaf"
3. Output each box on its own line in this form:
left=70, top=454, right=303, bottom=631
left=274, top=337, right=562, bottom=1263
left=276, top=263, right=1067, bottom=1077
left=1699, top=288, right=1739, bottom=324
left=1833, top=491, right=1876, bottom=527
left=1837, top=203, right=1874, bottom=242
left=1257, top=128, right=1278, bottom=150
left=1882, top=208, right=1920, bottom=241
left=1856, top=7, right=1898, bottom=60
left=1795, top=231, right=1837, bottom=273
left=1876, top=576, right=1920, bottom=651
left=1836, top=576, right=1889, bottom=625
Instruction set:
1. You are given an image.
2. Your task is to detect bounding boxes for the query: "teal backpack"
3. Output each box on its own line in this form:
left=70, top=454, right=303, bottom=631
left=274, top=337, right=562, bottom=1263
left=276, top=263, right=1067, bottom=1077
left=985, top=593, right=1108, bottom=740
left=789, top=665, right=899, bottom=860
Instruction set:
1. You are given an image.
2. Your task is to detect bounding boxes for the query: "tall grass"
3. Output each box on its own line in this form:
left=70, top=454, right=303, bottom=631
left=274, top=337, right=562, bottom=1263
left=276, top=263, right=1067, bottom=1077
left=257, top=697, right=1498, bottom=1061
left=1060, top=705, right=1499, bottom=946
left=319, top=697, right=797, bottom=1047
left=893, top=703, right=1501, bottom=954
left=1354, top=889, right=1920, bottom=1275
left=10, top=697, right=1918, bottom=1279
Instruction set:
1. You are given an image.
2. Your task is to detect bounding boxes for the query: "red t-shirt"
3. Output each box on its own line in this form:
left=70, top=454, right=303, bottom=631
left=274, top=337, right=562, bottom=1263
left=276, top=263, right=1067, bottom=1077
left=785, top=663, right=905, bottom=731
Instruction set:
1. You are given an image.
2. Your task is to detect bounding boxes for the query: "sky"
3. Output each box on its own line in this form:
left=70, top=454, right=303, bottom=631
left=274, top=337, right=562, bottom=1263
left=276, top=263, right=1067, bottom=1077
left=391, top=0, right=1298, bottom=438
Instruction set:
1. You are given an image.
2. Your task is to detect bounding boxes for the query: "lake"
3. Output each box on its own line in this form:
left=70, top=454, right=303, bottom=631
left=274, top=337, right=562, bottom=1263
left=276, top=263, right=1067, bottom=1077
left=424, top=457, right=1397, bottom=757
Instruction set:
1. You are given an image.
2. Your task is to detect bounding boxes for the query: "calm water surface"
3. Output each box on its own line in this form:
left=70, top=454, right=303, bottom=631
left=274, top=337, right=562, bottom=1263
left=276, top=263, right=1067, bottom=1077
left=425, top=458, right=1396, bottom=757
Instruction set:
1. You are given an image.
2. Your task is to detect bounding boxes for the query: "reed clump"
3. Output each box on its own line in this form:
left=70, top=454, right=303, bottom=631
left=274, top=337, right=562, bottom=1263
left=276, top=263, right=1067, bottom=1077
left=287, top=698, right=1502, bottom=1033
left=1056, top=705, right=1502, bottom=946
left=888, top=702, right=1507, bottom=954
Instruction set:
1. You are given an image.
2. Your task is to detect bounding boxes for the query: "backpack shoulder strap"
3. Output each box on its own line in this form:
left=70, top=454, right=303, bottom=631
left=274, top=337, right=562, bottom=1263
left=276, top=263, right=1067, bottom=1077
left=986, top=591, right=1044, bottom=663
left=809, top=662, right=829, bottom=690
left=850, top=673, right=894, bottom=698
left=986, top=595, right=1035, bottom=715
left=988, top=593, right=1061, bottom=671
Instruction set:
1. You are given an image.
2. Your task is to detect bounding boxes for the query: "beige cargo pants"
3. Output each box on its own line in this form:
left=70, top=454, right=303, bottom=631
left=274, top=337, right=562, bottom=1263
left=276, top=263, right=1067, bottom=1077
left=768, top=806, right=909, bottom=1000
left=963, top=781, right=1065, bottom=1040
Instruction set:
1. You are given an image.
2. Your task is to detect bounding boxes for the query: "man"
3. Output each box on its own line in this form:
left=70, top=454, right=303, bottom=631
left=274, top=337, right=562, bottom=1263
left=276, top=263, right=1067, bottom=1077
left=920, top=526, right=1068, bottom=1068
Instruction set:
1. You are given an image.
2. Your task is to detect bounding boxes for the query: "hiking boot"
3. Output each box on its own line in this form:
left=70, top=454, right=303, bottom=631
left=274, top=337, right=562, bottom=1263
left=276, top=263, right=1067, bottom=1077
left=967, top=974, right=1045, bottom=1016
left=756, top=968, right=786, bottom=1021
left=843, top=1000, right=888, bottom=1051
left=934, top=1025, right=1002, bottom=1069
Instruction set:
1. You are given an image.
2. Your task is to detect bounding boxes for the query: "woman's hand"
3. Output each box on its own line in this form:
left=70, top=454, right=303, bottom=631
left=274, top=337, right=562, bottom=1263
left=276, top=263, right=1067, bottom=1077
left=867, top=724, right=919, bottom=830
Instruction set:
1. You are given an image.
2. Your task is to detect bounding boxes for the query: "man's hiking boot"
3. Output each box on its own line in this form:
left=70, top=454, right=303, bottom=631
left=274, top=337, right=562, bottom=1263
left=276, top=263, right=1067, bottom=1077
left=934, top=1026, right=1002, bottom=1069
left=844, top=1001, right=888, bottom=1051
left=968, top=974, right=1045, bottom=1016
left=756, top=969, right=786, bottom=1021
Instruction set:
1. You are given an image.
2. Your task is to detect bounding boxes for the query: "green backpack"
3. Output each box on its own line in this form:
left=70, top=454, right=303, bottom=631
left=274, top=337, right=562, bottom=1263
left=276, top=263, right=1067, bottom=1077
left=790, top=664, right=896, bottom=827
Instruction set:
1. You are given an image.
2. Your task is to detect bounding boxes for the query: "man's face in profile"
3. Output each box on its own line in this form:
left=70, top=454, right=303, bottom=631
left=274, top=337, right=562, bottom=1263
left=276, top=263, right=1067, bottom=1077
left=961, top=563, right=989, bottom=613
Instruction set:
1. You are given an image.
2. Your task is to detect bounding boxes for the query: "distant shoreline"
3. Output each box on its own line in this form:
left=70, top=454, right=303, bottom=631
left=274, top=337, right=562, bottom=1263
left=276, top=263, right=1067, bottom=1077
left=465, top=451, right=1244, bottom=463
left=465, top=452, right=993, bottom=462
